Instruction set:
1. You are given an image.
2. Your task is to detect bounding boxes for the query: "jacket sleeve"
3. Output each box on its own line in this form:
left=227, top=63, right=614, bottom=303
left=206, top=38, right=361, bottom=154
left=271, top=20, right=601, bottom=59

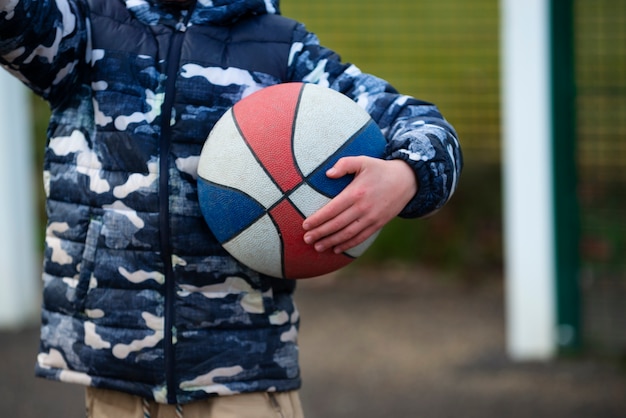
left=286, top=24, right=463, bottom=219
left=0, top=0, right=89, bottom=105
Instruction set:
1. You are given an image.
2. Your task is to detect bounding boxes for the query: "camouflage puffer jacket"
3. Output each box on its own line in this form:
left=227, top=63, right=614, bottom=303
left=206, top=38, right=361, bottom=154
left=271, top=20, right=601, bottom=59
left=0, top=0, right=462, bottom=405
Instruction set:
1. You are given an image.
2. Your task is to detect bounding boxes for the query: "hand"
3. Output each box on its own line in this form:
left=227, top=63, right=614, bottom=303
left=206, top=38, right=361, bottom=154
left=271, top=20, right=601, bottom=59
left=302, top=156, right=417, bottom=254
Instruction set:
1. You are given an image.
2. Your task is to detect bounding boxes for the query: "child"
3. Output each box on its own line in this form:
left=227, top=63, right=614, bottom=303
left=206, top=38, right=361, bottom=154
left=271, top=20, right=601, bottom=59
left=0, top=0, right=462, bottom=416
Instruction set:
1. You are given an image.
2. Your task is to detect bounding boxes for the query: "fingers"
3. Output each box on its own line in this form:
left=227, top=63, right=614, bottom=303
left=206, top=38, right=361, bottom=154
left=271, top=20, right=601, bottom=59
left=325, top=156, right=359, bottom=179
left=312, top=219, right=381, bottom=254
left=303, top=186, right=380, bottom=253
left=303, top=208, right=363, bottom=252
left=302, top=207, right=356, bottom=251
left=302, top=188, right=354, bottom=233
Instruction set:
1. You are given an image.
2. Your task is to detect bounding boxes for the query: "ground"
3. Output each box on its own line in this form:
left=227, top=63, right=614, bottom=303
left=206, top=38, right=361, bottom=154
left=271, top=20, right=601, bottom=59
left=1, top=266, right=625, bottom=417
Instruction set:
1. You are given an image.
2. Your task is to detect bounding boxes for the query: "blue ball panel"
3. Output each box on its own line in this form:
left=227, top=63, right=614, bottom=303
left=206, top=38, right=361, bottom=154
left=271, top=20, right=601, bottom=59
left=197, top=178, right=266, bottom=244
left=306, top=120, right=387, bottom=198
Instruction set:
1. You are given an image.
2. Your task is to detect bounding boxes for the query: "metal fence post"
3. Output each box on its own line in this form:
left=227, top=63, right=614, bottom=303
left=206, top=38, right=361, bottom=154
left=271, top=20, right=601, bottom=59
left=550, top=0, right=581, bottom=353
left=501, top=0, right=557, bottom=360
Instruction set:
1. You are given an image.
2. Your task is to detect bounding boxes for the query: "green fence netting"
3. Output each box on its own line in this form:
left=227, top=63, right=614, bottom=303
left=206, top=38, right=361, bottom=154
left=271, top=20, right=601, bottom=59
left=282, top=0, right=503, bottom=273
left=283, top=0, right=626, bottom=355
left=576, top=0, right=626, bottom=355
left=282, top=0, right=500, bottom=165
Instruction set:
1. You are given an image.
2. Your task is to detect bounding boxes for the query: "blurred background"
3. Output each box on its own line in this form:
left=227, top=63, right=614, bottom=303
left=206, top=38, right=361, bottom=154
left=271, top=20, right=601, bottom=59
left=283, top=0, right=626, bottom=358
left=1, top=0, right=625, bottom=417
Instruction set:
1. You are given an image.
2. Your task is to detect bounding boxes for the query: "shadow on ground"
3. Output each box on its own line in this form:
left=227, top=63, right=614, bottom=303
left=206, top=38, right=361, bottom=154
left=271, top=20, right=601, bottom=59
left=1, top=266, right=625, bottom=417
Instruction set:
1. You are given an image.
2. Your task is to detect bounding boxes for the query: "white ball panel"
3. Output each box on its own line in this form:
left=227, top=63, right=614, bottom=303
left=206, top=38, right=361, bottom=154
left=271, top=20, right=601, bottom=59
left=293, top=85, right=372, bottom=177
left=198, top=110, right=283, bottom=209
left=223, top=214, right=283, bottom=278
left=289, top=183, right=331, bottom=218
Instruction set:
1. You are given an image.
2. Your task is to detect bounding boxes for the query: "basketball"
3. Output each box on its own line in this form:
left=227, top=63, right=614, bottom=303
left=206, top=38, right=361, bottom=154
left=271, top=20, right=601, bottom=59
left=197, top=82, right=387, bottom=279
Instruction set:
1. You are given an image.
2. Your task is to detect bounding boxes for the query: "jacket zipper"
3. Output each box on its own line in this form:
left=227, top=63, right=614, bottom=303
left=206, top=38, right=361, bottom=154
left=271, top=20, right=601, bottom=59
left=159, top=7, right=195, bottom=405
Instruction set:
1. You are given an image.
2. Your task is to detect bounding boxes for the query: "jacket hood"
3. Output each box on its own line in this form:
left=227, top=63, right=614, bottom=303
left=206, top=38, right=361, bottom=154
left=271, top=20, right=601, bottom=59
left=126, top=0, right=280, bottom=26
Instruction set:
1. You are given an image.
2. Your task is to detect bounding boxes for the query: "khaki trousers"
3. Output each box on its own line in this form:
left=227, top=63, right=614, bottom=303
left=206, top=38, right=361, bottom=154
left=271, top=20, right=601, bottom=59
left=85, top=387, right=304, bottom=418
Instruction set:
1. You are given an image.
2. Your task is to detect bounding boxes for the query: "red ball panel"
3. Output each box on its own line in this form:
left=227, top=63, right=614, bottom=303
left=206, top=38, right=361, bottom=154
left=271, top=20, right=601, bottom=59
left=233, top=82, right=303, bottom=193
left=269, top=197, right=353, bottom=279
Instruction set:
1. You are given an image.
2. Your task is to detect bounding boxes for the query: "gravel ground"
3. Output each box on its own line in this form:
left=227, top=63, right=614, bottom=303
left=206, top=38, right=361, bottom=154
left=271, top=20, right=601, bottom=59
left=1, top=266, right=625, bottom=417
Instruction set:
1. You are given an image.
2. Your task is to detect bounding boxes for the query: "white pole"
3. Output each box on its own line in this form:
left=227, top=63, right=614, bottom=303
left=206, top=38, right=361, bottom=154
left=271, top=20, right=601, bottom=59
left=501, top=0, right=556, bottom=360
left=0, top=70, right=39, bottom=329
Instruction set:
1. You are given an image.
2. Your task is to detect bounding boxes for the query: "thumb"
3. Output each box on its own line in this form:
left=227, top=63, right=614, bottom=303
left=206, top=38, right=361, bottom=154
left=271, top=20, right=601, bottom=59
left=326, top=156, right=361, bottom=178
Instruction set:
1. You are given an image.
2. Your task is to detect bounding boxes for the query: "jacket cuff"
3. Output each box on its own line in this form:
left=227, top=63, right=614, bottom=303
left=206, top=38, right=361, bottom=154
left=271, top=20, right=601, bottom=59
left=385, top=145, right=455, bottom=219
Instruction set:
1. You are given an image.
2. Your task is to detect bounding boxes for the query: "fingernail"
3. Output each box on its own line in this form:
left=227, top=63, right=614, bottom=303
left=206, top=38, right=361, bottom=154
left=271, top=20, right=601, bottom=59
left=303, top=234, right=312, bottom=244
